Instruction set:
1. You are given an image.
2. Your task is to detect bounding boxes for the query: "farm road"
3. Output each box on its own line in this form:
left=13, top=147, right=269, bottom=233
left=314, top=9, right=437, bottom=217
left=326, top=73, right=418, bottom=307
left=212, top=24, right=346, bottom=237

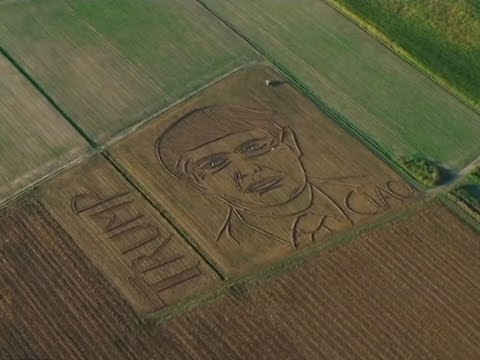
left=427, top=154, right=480, bottom=196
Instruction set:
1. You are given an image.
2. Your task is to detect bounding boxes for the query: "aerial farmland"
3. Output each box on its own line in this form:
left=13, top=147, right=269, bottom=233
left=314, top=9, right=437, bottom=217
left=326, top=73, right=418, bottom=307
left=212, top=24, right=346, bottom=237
left=0, top=54, right=88, bottom=202
left=0, top=1, right=479, bottom=359
left=0, top=0, right=258, bottom=142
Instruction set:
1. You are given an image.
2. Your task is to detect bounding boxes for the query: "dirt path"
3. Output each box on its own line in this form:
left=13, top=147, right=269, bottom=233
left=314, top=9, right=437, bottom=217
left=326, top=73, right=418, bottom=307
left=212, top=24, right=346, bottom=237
left=427, top=155, right=480, bottom=196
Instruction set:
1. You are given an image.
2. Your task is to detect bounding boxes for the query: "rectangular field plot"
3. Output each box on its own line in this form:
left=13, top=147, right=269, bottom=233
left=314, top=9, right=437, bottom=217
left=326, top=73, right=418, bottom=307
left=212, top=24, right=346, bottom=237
left=203, top=0, right=480, bottom=169
left=0, top=0, right=257, bottom=143
left=109, top=65, right=417, bottom=275
left=0, top=54, right=87, bottom=203
left=39, top=156, right=219, bottom=315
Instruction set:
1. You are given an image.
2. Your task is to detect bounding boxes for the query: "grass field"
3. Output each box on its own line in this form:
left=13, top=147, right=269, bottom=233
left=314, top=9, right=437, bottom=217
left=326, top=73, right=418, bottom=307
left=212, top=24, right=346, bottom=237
left=0, top=0, right=257, bottom=143
left=40, top=155, right=219, bottom=315
left=201, top=0, right=480, bottom=169
left=0, top=54, right=87, bottom=203
left=2, top=200, right=478, bottom=359
left=110, top=65, right=417, bottom=275
left=332, top=0, right=480, bottom=109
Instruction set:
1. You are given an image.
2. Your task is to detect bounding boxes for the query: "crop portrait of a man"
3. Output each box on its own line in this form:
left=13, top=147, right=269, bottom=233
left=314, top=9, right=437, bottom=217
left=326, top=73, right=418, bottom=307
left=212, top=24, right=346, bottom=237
left=156, top=105, right=414, bottom=253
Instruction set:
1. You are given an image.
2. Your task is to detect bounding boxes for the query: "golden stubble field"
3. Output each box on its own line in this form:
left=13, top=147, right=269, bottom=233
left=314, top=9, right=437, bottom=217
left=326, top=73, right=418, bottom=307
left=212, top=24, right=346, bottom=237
left=109, top=65, right=418, bottom=275
left=39, top=156, right=219, bottom=315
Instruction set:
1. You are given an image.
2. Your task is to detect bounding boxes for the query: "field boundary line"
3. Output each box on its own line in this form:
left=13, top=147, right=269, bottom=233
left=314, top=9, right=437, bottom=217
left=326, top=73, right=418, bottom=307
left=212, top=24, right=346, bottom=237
left=195, top=0, right=424, bottom=191
left=322, top=0, right=480, bottom=118
left=439, top=195, right=480, bottom=233
left=101, top=151, right=226, bottom=281
left=0, top=45, right=97, bottom=148
left=146, top=200, right=425, bottom=323
left=0, top=42, right=99, bottom=210
left=104, top=61, right=260, bottom=148
left=0, top=151, right=95, bottom=210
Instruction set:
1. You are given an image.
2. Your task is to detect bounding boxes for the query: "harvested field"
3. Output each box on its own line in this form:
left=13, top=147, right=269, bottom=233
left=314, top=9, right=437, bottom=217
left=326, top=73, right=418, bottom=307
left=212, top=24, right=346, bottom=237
left=110, top=65, right=417, bottom=275
left=1, top=201, right=479, bottom=359
left=0, top=0, right=257, bottom=142
left=202, top=0, right=480, bottom=169
left=0, top=54, right=87, bottom=203
left=39, top=155, right=219, bottom=315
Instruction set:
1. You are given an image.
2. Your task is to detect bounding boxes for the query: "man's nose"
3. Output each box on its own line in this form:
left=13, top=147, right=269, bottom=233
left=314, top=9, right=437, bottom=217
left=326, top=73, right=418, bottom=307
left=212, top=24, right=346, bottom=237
left=236, top=162, right=262, bottom=178
left=233, top=162, right=262, bottom=188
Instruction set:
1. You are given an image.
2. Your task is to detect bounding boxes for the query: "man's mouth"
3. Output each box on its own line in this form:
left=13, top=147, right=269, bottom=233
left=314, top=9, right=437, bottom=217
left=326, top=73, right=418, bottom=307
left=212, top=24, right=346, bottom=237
left=245, top=176, right=283, bottom=195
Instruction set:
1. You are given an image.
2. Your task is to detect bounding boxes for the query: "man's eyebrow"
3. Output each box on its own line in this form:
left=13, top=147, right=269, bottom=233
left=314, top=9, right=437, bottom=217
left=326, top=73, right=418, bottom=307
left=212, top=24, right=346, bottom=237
left=234, top=137, right=268, bottom=153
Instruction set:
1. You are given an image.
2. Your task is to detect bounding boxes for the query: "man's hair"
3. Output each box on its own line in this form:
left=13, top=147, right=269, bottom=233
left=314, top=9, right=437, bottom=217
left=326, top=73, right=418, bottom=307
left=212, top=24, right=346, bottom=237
left=156, top=105, right=285, bottom=178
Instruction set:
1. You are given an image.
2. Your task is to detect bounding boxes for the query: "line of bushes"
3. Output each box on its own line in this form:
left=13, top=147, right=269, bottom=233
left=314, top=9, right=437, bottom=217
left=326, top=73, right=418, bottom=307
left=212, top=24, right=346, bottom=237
left=470, top=167, right=480, bottom=183
left=398, top=155, right=449, bottom=187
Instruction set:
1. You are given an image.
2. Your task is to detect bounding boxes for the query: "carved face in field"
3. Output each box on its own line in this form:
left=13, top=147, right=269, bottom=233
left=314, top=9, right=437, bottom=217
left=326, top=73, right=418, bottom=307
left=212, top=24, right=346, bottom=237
left=156, top=105, right=307, bottom=210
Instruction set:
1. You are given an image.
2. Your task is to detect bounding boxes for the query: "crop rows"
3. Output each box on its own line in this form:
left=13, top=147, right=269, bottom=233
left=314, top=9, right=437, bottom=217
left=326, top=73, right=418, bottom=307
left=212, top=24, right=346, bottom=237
left=1, top=201, right=478, bottom=359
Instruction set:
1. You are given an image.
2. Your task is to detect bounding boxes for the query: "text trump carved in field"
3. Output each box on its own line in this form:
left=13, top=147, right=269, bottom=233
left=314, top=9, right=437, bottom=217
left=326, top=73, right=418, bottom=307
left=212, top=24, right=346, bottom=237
left=40, top=156, right=218, bottom=314
left=70, top=190, right=203, bottom=311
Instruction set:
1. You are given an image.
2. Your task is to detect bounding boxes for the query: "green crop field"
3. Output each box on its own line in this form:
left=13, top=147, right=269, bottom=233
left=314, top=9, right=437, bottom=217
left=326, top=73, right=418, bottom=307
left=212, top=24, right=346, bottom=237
left=332, top=0, right=480, bottom=110
left=0, top=0, right=258, bottom=143
left=0, top=54, right=87, bottom=203
left=202, top=0, right=480, bottom=170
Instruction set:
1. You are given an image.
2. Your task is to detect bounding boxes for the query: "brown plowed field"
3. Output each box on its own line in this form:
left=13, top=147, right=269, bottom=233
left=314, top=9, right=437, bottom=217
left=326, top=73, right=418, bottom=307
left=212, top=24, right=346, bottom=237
left=0, top=201, right=154, bottom=359
left=1, top=201, right=479, bottom=359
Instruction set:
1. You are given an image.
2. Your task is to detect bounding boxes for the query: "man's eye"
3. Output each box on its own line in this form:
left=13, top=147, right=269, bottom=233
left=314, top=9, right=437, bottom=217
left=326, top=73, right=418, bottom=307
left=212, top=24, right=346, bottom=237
left=244, top=143, right=265, bottom=153
left=203, top=158, right=226, bottom=169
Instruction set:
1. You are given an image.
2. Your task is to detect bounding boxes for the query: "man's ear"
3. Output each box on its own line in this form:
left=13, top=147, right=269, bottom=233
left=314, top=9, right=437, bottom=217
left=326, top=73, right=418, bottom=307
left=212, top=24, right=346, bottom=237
left=280, top=126, right=302, bottom=156
left=177, top=156, right=207, bottom=192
